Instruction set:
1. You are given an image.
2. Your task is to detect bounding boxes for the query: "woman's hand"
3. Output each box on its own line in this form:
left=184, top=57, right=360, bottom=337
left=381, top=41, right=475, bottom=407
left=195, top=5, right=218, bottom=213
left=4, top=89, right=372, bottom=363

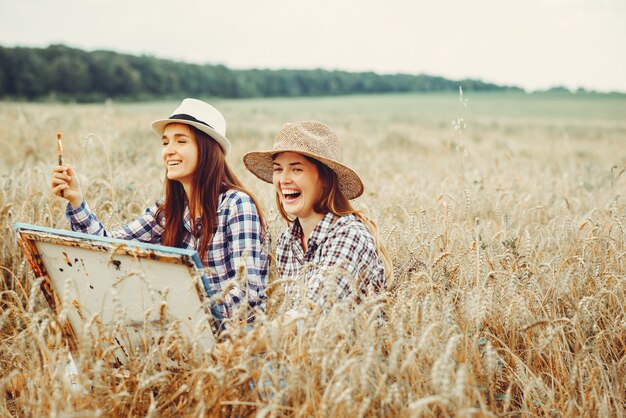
left=51, top=165, right=83, bottom=208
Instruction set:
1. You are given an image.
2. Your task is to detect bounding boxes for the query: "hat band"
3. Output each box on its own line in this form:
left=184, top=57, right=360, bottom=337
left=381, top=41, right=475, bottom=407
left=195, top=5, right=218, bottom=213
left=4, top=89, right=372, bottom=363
left=169, top=113, right=214, bottom=130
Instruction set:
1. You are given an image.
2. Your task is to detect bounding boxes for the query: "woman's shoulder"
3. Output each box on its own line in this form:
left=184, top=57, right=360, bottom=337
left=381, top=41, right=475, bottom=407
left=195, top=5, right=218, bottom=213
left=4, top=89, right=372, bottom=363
left=220, top=188, right=253, bottom=204
left=220, top=188, right=260, bottom=214
left=334, top=213, right=368, bottom=231
left=329, top=214, right=376, bottom=245
left=277, top=223, right=296, bottom=244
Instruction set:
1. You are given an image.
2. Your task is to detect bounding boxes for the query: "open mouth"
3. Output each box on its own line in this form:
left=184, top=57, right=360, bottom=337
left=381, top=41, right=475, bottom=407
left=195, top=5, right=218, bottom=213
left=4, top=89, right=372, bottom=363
left=282, top=189, right=301, bottom=202
left=167, top=160, right=181, bottom=166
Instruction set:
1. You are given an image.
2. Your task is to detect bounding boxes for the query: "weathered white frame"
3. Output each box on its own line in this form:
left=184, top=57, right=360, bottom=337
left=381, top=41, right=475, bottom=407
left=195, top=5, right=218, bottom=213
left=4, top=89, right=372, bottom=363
left=14, top=223, right=215, bottom=364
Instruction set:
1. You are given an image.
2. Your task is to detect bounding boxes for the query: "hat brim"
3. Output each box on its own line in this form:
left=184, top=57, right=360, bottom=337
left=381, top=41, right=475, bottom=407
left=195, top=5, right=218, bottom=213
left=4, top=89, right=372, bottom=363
left=243, top=149, right=364, bottom=200
left=151, top=118, right=231, bottom=156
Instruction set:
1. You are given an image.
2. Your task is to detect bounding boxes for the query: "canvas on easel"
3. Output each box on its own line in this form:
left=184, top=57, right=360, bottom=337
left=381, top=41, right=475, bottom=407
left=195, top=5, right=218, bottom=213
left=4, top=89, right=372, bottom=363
left=14, top=223, right=215, bottom=364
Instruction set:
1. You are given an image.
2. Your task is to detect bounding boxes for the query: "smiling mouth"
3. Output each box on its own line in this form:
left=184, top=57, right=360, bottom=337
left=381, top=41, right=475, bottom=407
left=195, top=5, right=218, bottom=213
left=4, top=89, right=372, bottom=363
left=167, top=161, right=181, bottom=166
left=283, top=190, right=301, bottom=202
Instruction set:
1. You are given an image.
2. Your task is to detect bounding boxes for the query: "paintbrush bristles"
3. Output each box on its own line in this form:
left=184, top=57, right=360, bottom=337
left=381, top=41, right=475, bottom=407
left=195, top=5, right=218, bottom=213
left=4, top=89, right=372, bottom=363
left=56, top=132, right=63, bottom=166
left=57, top=132, right=64, bottom=197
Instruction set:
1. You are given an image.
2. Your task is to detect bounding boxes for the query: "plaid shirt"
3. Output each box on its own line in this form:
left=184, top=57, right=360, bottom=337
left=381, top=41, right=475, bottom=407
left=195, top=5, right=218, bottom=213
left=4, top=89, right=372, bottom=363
left=65, top=189, right=269, bottom=321
left=275, top=212, right=385, bottom=307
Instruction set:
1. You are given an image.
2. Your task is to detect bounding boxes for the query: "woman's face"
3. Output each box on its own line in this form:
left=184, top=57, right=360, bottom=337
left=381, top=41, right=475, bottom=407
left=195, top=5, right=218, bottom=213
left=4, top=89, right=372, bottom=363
left=272, top=152, right=324, bottom=220
left=161, top=123, right=199, bottom=190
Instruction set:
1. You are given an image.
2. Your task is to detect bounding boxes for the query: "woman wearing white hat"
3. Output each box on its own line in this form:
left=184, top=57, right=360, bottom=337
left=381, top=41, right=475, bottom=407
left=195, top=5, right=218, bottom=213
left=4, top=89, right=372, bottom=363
left=51, top=98, right=269, bottom=326
left=243, top=121, right=391, bottom=308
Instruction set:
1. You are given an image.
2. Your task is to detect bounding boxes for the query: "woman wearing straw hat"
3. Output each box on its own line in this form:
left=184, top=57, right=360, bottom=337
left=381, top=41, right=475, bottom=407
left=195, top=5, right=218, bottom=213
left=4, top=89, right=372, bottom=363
left=51, top=98, right=269, bottom=326
left=243, top=121, right=390, bottom=308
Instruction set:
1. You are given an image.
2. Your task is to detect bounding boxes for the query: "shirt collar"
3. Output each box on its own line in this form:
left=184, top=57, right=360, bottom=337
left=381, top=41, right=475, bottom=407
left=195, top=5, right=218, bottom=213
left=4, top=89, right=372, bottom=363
left=287, top=212, right=336, bottom=248
left=308, top=212, right=336, bottom=246
left=182, top=204, right=194, bottom=233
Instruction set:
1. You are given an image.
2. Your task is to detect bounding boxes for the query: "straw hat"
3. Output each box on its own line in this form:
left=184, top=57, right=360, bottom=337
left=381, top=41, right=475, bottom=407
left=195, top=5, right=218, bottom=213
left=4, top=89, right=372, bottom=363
left=243, top=121, right=364, bottom=199
left=151, top=98, right=231, bottom=155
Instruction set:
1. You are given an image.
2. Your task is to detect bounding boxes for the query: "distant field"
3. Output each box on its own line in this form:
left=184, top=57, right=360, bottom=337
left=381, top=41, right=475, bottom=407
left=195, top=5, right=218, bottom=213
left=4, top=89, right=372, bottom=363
left=1, top=93, right=624, bottom=416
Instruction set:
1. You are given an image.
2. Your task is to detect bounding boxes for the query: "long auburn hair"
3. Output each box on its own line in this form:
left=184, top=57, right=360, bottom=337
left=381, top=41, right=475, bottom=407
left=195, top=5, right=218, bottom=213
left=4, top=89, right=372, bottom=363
left=157, top=124, right=265, bottom=257
left=275, top=156, right=393, bottom=281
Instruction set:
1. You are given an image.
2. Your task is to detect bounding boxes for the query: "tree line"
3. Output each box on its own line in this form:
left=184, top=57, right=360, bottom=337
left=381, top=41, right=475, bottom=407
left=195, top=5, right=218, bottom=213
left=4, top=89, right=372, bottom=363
left=0, top=44, right=522, bottom=102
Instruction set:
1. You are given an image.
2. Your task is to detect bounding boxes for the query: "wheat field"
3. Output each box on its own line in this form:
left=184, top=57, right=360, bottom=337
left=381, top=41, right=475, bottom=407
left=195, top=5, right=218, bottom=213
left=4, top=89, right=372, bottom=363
left=1, top=93, right=625, bottom=416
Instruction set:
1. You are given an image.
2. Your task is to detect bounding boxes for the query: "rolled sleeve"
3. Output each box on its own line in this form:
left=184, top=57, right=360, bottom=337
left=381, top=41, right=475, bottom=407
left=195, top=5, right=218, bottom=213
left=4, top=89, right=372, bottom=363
left=65, top=200, right=163, bottom=243
left=65, top=200, right=107, bottom=235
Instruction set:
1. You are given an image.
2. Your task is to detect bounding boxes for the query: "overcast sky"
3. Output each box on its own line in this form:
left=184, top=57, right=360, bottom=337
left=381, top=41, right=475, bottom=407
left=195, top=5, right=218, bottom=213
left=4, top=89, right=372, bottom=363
left=1, top=0, right=625, bottom=92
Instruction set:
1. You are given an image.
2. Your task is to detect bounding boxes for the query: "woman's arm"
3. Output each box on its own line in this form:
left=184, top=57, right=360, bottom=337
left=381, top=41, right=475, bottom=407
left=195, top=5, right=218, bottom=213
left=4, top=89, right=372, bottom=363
left=220, top=192, right=269, bottom=318
left=53, top=162, right=164, bottom=243
left=65, top=200, right=164, bottom=243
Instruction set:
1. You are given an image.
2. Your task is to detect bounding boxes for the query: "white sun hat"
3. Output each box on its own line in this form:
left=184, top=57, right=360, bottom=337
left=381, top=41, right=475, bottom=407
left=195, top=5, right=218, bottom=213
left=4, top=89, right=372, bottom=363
left=151, top=98, right=231, bottom=155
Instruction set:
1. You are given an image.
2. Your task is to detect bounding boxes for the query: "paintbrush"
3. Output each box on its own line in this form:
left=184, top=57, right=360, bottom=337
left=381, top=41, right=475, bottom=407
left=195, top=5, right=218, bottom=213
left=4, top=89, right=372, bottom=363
left=57, top=132, right=64, bottom=197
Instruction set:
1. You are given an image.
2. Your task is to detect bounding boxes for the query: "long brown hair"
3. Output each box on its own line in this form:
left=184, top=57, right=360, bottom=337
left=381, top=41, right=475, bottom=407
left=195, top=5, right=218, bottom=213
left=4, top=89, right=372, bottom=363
left=157, top=125, right=265, bottom=257
left=275, top=156, right=392, bottom=281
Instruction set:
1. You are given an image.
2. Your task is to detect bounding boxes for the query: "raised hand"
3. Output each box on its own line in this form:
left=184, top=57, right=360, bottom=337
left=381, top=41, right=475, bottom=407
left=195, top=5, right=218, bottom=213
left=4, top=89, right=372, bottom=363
left=51, top=165, right=83, bottom=208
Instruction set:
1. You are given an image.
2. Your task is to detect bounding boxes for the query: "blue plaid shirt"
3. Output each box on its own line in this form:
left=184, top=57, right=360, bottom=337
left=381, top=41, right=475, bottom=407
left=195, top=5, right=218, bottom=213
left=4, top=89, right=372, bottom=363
left=275, top=212, right=385, bottom=307
left=65, top=189, right=269, bottom=321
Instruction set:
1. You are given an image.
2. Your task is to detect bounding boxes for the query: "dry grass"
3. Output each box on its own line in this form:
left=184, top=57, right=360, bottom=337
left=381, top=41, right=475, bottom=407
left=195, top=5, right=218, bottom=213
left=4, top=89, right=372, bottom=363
left=1, top=93, right=625, bottom=416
